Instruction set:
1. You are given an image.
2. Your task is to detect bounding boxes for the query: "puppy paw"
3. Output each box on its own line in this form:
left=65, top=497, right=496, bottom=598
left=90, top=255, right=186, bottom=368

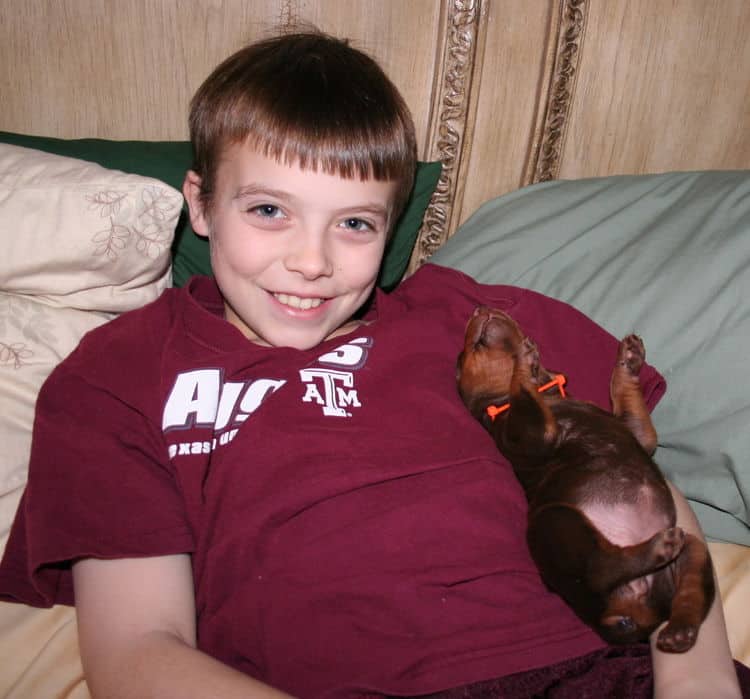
left=652, top=526, right=685, bottom=565
left=618, top=334, right=646, bottom=376
left=656, top=621, right=699, bottom=653
left=515, top=336, right=542, bottom=383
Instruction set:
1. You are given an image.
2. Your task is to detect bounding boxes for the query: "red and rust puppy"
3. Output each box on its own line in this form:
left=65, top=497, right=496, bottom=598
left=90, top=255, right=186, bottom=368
left=456, top=306, right=714, bottom=652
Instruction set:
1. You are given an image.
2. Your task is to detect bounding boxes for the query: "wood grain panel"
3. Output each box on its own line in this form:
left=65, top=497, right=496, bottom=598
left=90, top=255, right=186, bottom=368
left=561, top=0, right=750, bottom=177
left=455, top=0, right=557, bottom=223
left=0, top=0, right=441, bottom=156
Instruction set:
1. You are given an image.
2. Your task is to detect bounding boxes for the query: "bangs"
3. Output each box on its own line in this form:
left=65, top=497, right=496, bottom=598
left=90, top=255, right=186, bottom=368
left=239, top=112, right=414, bottom=184
left=189, top=31, right=417, bottom=218
left=213, top=44, right=415, bottom=184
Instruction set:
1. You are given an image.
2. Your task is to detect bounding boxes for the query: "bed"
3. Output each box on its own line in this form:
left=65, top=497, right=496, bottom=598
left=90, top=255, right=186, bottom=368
left=0, top=1, right=748, bottom=696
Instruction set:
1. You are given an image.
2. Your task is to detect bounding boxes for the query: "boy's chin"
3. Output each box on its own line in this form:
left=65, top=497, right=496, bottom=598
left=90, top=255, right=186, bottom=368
left=257, top=326, right=335, bottom=351
left=277, top=323, right=364, bottom=350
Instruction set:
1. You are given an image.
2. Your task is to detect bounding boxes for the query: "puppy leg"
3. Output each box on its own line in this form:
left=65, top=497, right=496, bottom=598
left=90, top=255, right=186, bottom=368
left=529, top=506, right=686, bottom=640
left=529, top=505, right=685, bottom=595
left=504, top=337, right=558, bottom=444
left=527, top=504, right=627, bottom=630
left=610, top=334, right=658, bottom=454
left=495, top=338, right=558, bottom=492
left=590, top=526, right=686, bottom=592
left=656, top=534, right=715, bottom=652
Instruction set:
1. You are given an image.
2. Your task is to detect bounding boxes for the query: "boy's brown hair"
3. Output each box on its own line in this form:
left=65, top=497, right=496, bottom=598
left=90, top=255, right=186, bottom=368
left=189, top=30, right=418, bottom=229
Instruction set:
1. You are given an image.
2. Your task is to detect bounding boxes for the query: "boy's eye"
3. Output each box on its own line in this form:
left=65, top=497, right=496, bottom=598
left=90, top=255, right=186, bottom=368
left=249, top=204, right=284, bottom=218
left=341, top=217, right=373, bottom=232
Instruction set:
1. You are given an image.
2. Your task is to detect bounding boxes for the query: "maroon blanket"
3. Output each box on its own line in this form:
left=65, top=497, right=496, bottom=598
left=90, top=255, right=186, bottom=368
left=381, top=644, right=750, bottom=698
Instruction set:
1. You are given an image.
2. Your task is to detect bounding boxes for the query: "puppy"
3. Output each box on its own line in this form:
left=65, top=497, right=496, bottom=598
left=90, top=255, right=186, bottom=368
left=456, top=306, right=714, bottom=652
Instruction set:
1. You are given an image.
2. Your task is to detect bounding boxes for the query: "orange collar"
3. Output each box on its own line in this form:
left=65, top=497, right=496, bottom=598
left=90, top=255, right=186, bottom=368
left=486, top=374, right=567, bottom=421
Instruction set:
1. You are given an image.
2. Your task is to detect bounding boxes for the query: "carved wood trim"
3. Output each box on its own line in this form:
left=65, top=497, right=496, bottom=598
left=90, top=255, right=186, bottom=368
left=408, top=0, right=485, bottom=272
left=524, top=0, right=588, bottom=184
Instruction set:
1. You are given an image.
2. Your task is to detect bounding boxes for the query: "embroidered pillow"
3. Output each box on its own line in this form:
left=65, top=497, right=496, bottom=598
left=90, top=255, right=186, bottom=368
left=0, top=143, right=182, bottom=553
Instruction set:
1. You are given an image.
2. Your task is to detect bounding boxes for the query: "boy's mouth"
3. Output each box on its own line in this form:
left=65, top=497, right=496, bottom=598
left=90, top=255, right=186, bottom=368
left=273, top=292, right=325, bottom=310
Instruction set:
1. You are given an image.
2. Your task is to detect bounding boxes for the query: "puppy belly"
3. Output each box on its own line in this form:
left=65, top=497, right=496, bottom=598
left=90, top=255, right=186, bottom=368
left=582, top=501, right=672, bottom=548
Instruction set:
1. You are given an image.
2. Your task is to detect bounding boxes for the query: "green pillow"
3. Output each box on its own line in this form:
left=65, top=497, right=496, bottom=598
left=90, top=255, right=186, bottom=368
left=432, top=171, right=750, bottom=546
left=0, top=131, right=440, bottom=291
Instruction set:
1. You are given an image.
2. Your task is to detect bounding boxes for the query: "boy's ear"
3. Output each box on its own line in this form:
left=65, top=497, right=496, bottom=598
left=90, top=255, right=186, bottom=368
left=183, top=170, right=210, bottom=238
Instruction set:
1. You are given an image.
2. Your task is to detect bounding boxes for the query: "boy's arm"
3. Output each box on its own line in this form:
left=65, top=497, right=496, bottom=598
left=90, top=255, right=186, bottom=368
left=651, top=483, right=741, bottom=699
left=73, top=555, right=294, bottom=699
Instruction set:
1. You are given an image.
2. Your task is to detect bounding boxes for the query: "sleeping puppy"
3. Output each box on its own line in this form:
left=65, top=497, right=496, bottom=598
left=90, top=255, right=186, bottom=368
left=456, top=306, right=714, bottom=652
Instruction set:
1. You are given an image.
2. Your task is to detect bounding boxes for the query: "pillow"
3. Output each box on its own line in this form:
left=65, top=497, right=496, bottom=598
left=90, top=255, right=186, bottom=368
left=0, top=131, right=442, bottom=291
left=0, top=144, right=183, bottom=554
left=431, top=171, right=750, bottom=546
left=0, top=144, right=182, bottom=311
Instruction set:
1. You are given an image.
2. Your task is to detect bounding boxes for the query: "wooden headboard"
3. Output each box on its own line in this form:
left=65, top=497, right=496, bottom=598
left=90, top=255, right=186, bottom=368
left=2, top=0, right=749, bottom=271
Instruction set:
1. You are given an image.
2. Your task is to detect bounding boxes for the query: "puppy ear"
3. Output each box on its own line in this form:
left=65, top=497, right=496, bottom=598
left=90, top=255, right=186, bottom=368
left=493, top=386, right=557, bottom=488
left=505, top=383, right=558, bottom=444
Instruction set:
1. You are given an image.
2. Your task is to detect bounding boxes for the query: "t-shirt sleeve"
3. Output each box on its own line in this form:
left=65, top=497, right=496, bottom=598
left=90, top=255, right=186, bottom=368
left=413, top=264, right=666, bottom=412
left=474, top=278, right=667, bottom=412
left=0, top=364, right=195, bottom=607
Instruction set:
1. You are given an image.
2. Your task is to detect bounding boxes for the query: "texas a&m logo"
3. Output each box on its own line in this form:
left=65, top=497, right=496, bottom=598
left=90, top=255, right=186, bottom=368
left=300, top=337, right=371, bottom=416
left=163, top=337, right=372, bottom=458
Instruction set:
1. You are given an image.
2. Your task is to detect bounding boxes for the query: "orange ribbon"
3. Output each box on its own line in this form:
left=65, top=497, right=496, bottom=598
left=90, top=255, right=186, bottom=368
left=486, top=373, right=567, bottom=421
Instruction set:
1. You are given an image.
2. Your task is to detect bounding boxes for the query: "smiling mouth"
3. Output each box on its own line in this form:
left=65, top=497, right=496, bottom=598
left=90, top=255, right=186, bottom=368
left=273, top=292, right=325, bottom=310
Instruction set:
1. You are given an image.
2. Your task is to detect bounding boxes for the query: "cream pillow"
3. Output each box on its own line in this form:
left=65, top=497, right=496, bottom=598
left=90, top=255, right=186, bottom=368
left=0, top=144, right=183, bottom=553
left=0, top=143, right=182, bottom=312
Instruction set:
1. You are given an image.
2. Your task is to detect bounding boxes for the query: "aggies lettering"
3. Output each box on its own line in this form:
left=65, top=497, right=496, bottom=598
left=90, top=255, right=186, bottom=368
left=163, top=336, right=373, bottom=458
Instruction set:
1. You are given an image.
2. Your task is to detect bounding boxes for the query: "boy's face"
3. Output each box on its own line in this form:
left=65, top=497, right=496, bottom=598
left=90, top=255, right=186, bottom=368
left=184, top=143, right=397, bottom=350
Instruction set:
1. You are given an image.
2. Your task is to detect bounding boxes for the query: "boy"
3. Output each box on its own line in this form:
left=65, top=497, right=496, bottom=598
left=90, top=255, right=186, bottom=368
left=0, top=31, right=742, bottom=699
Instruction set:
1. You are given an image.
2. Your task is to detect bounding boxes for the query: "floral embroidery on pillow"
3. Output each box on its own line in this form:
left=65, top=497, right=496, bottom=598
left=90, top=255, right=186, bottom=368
left=0, top=341, right=32, bottom=369
left=88, top=185, right=182, bottom=261
left=0, top=294, right=56, bottom=369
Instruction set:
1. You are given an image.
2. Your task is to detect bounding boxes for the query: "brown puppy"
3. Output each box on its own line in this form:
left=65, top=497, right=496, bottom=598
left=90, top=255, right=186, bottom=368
left=456, top=306, right=714, bottom=652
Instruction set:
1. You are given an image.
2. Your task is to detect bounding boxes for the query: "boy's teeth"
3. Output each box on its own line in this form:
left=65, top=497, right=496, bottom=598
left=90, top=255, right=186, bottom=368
left=275, top=293, right=323, bottom=310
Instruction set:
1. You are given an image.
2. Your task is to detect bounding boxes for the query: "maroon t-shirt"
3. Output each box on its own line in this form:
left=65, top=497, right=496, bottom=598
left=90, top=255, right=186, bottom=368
left=0, top=264, right=665, bottom=697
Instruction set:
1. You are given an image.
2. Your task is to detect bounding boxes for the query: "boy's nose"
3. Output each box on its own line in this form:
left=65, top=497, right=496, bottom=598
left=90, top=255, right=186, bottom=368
left=285, top=229, right=334, bottom=279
